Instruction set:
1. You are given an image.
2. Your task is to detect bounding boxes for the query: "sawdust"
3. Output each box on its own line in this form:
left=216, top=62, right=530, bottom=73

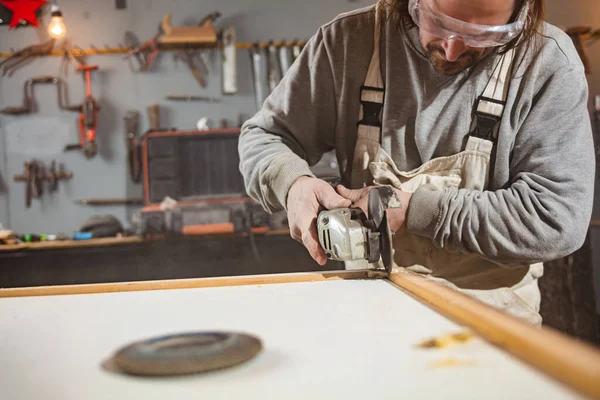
left=428, top=357, right=477, bottom=369
left=416, top=330, right=475, bottom=349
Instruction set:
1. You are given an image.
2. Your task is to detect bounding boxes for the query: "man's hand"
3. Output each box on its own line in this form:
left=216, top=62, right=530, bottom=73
left=286, top=177, right=352, bottom=266
left=336, top=185, right=412, bottom=233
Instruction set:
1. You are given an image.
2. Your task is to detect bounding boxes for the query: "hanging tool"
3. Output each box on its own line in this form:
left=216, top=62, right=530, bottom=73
left=125, top=110, right=141, bottom=183
left=176, top=50, right=207, bottom=88
left=316, top=186, right=393, bottom=273
left=13, top=160, right=73, bottom=208
left=279, top=41, right=292, bottom=76
left=267, top=41, right=282, bottom=93
left=74, top=198, right=144, bottom=206
left=125, top=34, right=160, bottom=72
left=0, top=75, right=79, bottom=115
left=221, top=26, right=237, bottom=95
left=147, top=104, right=161, bottom=131
left=64, top=65, right=100, bottom=158
left=249, top=43, right=265, bottom=111
left=124, top=31, right=151, bottom=72
left=0, top=39, right=55, bottom=77
left=159, top=11, right=220, bottom=45
left=291, top=41, right=302, bottom=61
left=165, top=94, right=220, bottom=103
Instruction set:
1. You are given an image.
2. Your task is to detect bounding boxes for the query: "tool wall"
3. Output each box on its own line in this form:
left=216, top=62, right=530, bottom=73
left=0, top=0, right=370, bottom=233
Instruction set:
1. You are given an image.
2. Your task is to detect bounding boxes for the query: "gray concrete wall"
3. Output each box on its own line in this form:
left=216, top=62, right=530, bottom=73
left=0, top=0, right=371, bottom=234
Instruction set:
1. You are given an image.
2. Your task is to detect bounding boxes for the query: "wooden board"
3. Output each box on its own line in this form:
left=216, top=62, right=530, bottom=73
left=0, top=273, right=592, bottom=400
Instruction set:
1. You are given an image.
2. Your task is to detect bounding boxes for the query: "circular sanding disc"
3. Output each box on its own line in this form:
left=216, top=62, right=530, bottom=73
left=111, top=331, right=263, bottom=376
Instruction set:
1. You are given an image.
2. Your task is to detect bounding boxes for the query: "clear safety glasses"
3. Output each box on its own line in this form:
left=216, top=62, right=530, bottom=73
left=408, top=0, right=530, bottom=48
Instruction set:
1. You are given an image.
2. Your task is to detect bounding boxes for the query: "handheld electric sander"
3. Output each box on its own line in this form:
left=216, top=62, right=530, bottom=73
left=316, top=186, right=393, bottom=273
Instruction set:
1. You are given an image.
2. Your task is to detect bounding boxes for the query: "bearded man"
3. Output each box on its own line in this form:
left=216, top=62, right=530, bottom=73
left=238, top=0, right=595, bottom=326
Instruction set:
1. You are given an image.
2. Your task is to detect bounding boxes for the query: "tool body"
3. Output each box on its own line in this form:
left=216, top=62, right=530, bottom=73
left=317, top=187, right=393, bottom=273
left=64, top=65, right=100, bottom=158
left=0, top=75, right=79, bottom=115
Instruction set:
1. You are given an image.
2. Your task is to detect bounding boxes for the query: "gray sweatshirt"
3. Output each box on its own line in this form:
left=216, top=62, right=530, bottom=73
left=239, top=5, right=595, bottom=265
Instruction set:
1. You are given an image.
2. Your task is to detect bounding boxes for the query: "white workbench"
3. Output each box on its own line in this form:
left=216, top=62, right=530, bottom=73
left=0, top=274, right=589, bottom=400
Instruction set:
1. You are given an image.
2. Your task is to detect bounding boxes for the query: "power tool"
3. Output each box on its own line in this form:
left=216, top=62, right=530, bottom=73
left=316, top=187, right=393, bottom=273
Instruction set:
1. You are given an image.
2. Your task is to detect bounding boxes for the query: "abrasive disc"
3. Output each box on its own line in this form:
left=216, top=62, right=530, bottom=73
left=111, top=331, right=263, bottom=376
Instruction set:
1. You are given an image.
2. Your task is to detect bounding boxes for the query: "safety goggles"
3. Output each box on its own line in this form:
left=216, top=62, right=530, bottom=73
left=408, top=0, right=530, bottom=48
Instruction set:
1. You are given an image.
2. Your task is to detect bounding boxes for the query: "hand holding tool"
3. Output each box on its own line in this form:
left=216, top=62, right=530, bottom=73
left=316, top=186, right=393, bottom=273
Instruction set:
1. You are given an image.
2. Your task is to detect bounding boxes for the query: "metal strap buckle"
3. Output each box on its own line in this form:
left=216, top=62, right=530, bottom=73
left=358, top=85, right=385, bottom=128
left=471, top=96, right=505, bottom=141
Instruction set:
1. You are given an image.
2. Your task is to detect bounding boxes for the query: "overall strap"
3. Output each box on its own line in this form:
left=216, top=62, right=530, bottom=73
left=470, top=48, right=516, bottom=141
left=350, top=5, right=385, bottom=188
left=358, top=4, right=385, bottom=143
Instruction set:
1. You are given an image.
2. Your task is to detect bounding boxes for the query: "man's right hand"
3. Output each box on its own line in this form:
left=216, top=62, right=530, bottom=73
left=286, top=176, right=352, bottom=266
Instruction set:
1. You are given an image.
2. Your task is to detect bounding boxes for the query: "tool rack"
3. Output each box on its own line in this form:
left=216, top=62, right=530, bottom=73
left=0, top=40, right=309, bottom=59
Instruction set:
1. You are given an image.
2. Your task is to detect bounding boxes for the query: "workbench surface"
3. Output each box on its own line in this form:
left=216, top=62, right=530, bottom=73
left=0, top=275, right=588, bottom=400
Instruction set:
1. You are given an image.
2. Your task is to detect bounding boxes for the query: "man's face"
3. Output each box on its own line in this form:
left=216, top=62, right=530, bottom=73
left=418, top=0, right=517, bottom=75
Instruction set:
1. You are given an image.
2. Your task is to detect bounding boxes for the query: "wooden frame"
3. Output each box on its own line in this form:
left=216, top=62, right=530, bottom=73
left=1, top=269, right=599, bottom=399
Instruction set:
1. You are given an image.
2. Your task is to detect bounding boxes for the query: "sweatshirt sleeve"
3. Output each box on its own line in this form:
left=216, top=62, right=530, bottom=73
left=405, top=63, right=596, bottom=264
left=238, top=27, right=338, bottom=213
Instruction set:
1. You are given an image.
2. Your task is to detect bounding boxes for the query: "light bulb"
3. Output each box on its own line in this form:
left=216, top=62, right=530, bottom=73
left=48, top=5, right=66, bottom=39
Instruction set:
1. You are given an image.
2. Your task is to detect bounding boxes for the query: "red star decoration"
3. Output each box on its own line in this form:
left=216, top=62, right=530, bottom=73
left=0, top=0, right=46, bottom=29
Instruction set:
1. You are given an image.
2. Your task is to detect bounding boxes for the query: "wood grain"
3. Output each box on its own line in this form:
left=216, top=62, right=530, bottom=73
left=388, top=270, right=600, bottom=400
left=0, top=270, right=376, bottom=298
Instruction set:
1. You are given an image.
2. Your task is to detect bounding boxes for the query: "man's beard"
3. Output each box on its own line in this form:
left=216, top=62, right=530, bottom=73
left=425, top=42, right=488, bottom=76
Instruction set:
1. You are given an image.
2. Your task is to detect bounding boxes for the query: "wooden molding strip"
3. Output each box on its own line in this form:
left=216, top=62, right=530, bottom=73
left=0, top=270, right=376, bottom=298
left=388, top=270, right=600, bottom=400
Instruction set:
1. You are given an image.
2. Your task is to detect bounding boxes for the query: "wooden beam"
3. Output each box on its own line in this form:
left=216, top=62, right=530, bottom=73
left=387, top=270, right=600, bottom=400
left=0, top=270, right=378, bottom=298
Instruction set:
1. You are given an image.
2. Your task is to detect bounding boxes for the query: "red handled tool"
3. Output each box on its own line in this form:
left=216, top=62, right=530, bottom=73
left=65, top=64, right=99, bottom=158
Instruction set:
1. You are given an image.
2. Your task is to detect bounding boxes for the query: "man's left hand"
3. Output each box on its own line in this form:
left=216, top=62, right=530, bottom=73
left=336, top=185, right=412, bottom=233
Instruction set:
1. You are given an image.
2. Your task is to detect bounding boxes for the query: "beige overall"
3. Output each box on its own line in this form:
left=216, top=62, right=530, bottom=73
left=349, top=7, right=543, bottom=326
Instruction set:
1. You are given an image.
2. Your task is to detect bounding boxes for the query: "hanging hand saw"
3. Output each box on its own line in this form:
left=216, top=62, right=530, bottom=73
left=222, top=26, right=237, bottom=95
left=249, top=44, right=266, bottom=110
